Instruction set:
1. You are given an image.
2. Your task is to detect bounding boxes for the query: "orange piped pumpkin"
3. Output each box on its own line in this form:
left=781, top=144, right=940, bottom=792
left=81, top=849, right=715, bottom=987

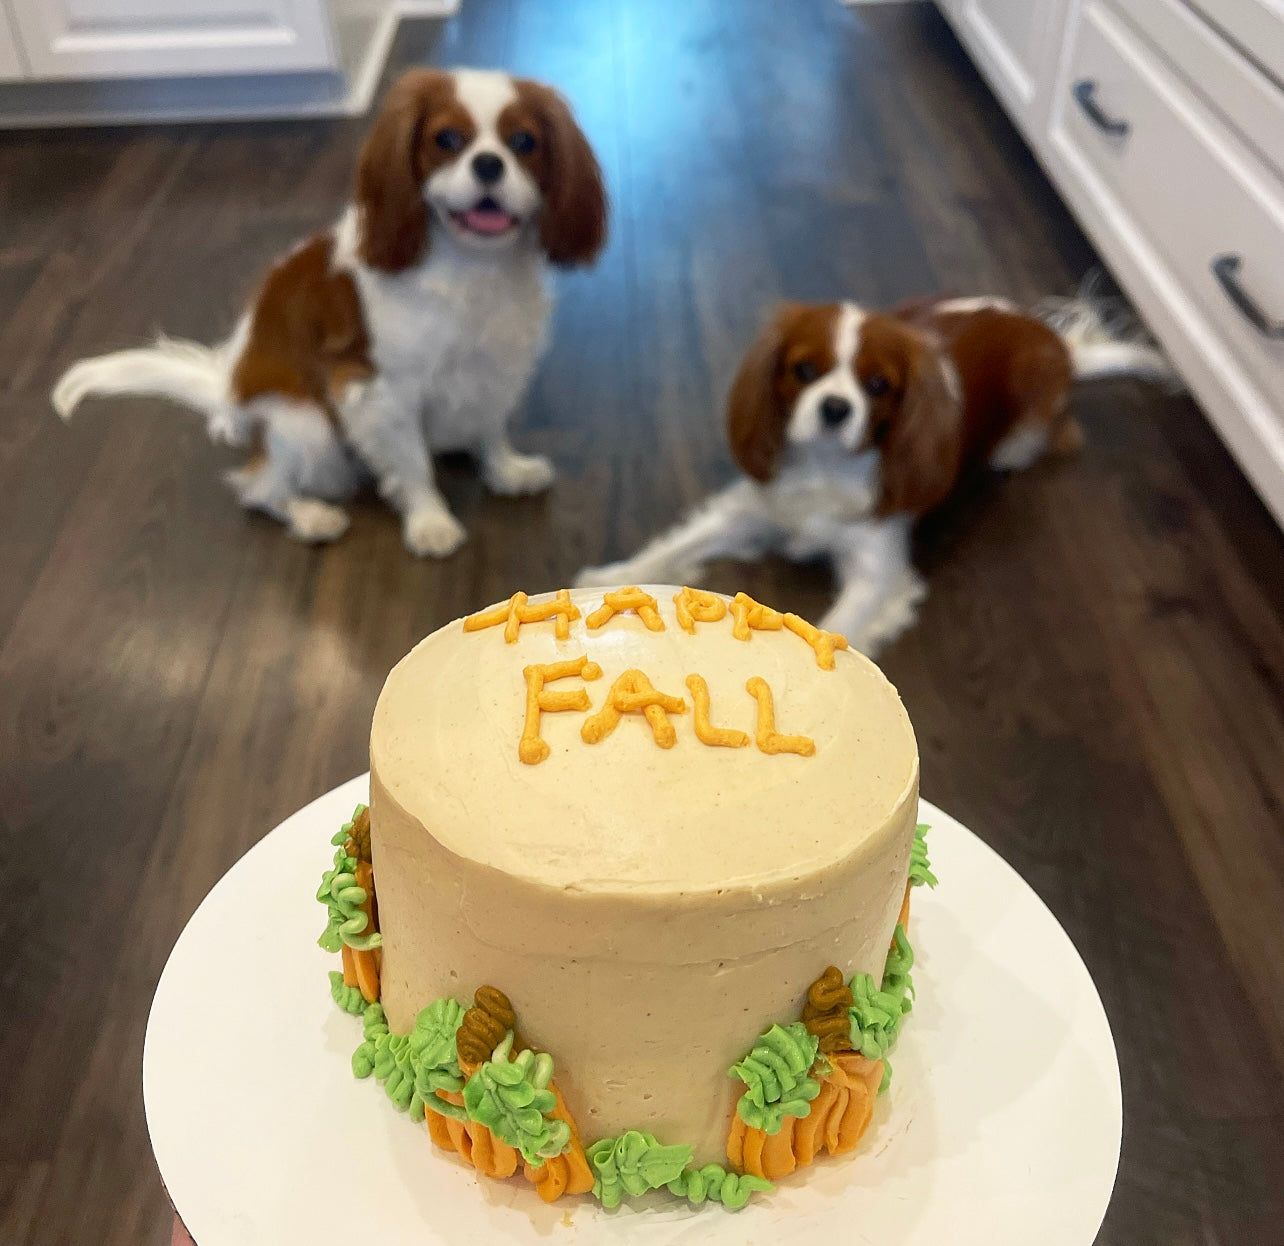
left=726, top=1051, right=884, bottom=1180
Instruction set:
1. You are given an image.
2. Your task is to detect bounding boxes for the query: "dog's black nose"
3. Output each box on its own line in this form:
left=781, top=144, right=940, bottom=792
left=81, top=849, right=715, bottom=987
left=820, top=396, right=852, bottom=427
left=471, top=152, right=504, bottom=184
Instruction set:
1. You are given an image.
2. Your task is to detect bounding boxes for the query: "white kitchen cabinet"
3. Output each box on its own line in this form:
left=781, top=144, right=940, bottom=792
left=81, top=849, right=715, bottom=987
left=1183, top=0, right=1284, bottom=85
left=939, top=0, right=1284, bottom=529
left=950, top=0, right=1072, bottom=137
left=7, top=0, right=336, bottom=81
left=0, top=4, right=27, bottom=81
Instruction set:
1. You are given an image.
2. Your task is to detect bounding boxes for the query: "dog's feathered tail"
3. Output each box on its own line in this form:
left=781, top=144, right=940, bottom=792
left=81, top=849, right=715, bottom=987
left=1036, top=276, right=1180, bottom=388
left=52, top=332, right=251, bottom=445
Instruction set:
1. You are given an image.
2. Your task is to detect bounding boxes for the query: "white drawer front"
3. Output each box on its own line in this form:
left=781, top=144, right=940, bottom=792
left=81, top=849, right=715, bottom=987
left=8, top=0, right=336, bottom=80
left=1182, top=0, right=1284, bottom=87
left=1110, top=0, right=1284, bottom=181
left=1054, top=1, right=1284, bottom=405
left=0, top=4, right=25, bottom=81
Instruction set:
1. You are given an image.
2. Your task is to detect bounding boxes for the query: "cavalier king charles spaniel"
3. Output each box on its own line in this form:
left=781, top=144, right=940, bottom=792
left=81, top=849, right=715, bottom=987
left=578, top=295, right=1170, bottom=653
left=53, top=68, right=606, bottom=556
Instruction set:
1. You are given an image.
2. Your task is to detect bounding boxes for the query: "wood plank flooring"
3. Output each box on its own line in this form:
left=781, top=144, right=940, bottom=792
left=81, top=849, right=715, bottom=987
left=2, top=2, right=1282, bottom=1242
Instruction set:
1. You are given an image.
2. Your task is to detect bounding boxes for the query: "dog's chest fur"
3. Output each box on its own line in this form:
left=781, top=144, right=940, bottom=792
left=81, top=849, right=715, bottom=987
left=337, top=214, right=552, bottom=450
left=768, top=448, right=880, bottom=529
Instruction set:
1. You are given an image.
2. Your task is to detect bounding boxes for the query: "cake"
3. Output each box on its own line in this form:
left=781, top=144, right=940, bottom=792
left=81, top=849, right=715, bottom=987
left=317, top=585, right=936, bottom=1210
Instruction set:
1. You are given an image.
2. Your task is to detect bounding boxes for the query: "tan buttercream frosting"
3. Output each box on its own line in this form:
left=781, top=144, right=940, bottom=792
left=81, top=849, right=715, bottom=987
left=369, top=586, right=919, bottom=1163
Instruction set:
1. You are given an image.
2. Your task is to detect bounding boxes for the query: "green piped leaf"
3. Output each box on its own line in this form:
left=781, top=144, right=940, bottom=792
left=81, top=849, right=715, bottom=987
left=461, top=1032, right=569, bottom=1164
left=848, top=923, right=916, bottom=1091
left=729, top=1022, right=822, bottom=1133
left=587, top=1131, right=693, bottom=1208
left=328, top=970, right=366, bottom=1016
left=667, top=1163, right=773, bottom=1209
left=345, top=996, right=473, bottom=1122
left=910, top=823, right=938, bottom=889
left=408, top=997, right=466, bottom=1081
left=316, top=810, right=382, bottom=953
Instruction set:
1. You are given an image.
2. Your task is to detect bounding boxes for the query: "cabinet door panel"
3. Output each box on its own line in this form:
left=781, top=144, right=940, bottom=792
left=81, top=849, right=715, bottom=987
left=1183, top=0, right=1284, bottom=86
left=9, top=0, right=335, bottom=81
left=0, top=4, right=26, bottom=81
left=956, top=0, right=1070, bottom=131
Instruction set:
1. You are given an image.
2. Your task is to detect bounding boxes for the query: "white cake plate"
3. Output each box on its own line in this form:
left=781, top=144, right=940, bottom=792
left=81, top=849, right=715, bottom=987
left=144, top=777, right=1121, bottom=1245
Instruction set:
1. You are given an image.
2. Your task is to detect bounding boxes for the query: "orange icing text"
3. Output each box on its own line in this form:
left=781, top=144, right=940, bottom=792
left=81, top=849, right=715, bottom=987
left=685, top=674, right=749, bottom=748
left=582, top=669, right=686, bottom=749
left=585, top=586, right=665, bottom=632
left=730, top=591, right=784, bottom=640
left=745, top=676, right=816, bottom=756
left=783, top=613, right=848, bottom=670
left=673, top=586, right=727, bottom=633
left=520, top=656, right=602, bottom=765
left=520, top=667, right=811, bottom=762
left=465, top=589, right=580, bottom=642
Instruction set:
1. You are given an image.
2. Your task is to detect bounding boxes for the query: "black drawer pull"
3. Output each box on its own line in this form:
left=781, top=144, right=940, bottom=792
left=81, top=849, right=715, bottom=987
left=1212, top=254, right=1284, bottom=340
left=1072, top=79, right=1130, bottom=136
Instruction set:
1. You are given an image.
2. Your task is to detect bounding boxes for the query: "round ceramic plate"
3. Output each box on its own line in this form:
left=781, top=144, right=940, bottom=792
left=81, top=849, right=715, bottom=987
left=144, top=778, right=1121, bottom=1245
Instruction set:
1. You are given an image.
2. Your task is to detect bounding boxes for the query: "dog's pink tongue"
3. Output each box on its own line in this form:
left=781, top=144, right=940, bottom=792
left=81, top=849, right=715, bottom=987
left=463, top=207, right=515, bottom=235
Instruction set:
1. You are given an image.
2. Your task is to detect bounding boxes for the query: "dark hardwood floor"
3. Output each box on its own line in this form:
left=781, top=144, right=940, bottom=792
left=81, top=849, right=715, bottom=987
left=2, top=1, right=1283, bottom=1242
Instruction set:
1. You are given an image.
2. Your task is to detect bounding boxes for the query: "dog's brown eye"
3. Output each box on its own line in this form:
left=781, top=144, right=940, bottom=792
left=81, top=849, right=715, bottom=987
left=792, top=360, right=819, bottom=384
left=506, top=130, right=537, bottom=155
left=864, top=373, right=890, bottom=397
left=434, top=128, right=466, bottom=152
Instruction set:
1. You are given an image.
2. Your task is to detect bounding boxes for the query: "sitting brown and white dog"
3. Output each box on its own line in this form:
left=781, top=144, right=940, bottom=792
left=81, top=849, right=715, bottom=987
left=577, top=296, right=1170, bottom=653
left=53, top=68, right=606, bottom=556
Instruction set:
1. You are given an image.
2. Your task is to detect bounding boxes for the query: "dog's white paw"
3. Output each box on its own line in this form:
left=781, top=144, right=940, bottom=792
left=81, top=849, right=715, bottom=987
left=825, top=570, right=928, bottom=655
left=285, top=498, right=350, bottom=545
left=484, top=452, right=556, bottom=497
left=404, top=507, right=467, bottom=558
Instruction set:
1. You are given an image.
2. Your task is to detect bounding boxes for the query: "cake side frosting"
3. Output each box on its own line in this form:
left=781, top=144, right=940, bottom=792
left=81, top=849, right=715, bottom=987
left=317, top=804, right=937, bottom=1210
left=368, top=586, right=919, bottom=1163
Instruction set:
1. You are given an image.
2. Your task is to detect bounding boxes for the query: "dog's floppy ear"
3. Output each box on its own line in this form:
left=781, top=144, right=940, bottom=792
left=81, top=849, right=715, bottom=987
left=726, top=307, right=800, bottom=483
left=356, top=69, right=451, bottom=273
left=876, top=328, right=963, bottom=517
left=517, top=80, right=607, bottom=268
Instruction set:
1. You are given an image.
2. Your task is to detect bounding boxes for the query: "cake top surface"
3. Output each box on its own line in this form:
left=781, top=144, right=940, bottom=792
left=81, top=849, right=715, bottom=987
left=370, top=586, right=918, bottom=893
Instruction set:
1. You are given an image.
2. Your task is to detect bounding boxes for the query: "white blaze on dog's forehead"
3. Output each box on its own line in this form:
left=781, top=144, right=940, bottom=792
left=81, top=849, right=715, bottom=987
left=452, top=69, right=517, bottom=129
left=785, top=302, right=870, bottom=449
left=330, top=206, right=360, bottom=272
left=834, top=302, right=866, bottom=370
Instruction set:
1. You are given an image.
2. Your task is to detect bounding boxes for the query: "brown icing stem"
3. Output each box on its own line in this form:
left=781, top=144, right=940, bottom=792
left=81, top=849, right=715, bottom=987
left=456, top=984, right=519, bottom=1068
left=802, top=964, right=855, bottom=1054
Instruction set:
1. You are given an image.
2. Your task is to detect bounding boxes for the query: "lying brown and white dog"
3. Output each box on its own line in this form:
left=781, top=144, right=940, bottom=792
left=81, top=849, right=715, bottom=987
left=54, top=68, right=606, bottom=556
left=578, top=296, right=1170, bottom=653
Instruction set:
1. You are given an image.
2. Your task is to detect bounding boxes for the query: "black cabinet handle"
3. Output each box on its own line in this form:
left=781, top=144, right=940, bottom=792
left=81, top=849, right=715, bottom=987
left=1072, top=79, right=1130, bottom=137
left=1211, top=254, right=1284, bottom=340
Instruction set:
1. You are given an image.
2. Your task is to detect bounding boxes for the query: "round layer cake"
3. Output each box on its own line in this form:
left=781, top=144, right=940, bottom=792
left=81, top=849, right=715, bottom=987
left=368, top=585, right=918, bottom=1164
